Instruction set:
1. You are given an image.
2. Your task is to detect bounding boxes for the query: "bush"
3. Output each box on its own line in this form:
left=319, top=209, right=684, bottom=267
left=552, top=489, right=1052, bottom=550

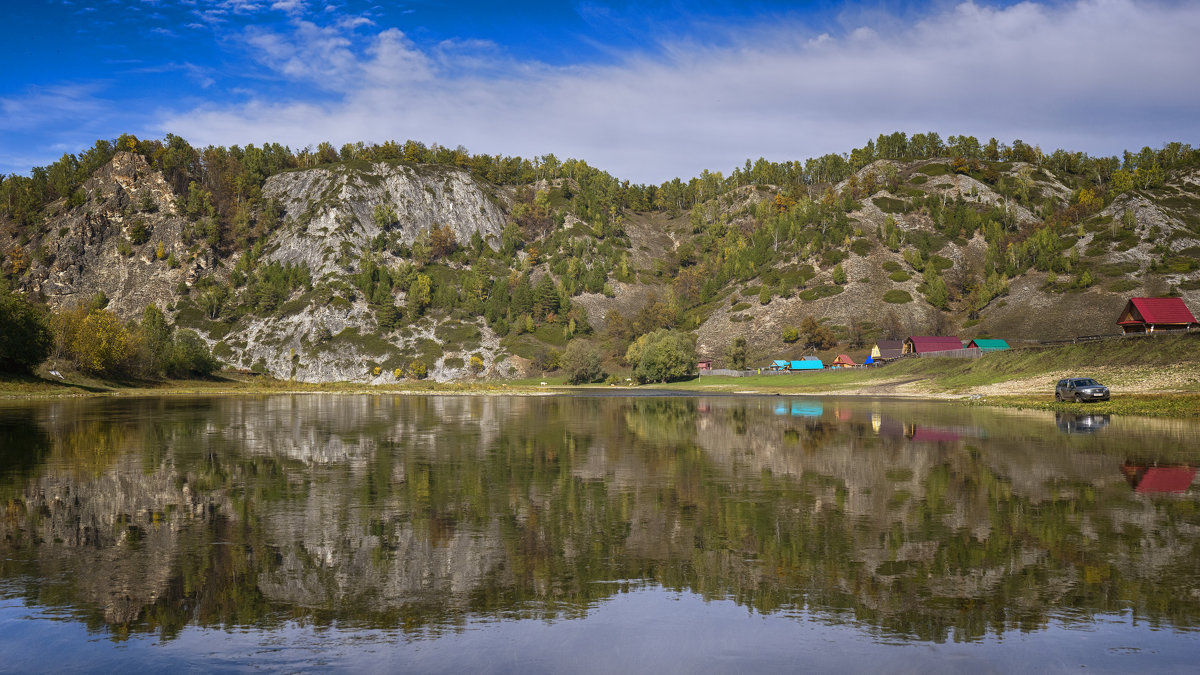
left=883, top=290, right=913, bottom=303
left=782, top=326, right=799, bottom=343
left=888, top=270, right=912, bottom=282
left=164, top=330, right=220, bottom=378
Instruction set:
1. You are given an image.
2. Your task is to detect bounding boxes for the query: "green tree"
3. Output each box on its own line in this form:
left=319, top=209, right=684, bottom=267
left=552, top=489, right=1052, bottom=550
left=782, top=326, right=799, bottom=344
left=832, top=263, right=847, bottom=285
left=625, top=329, right=697, bottom=384
left=0, top=284, right=51, bottom=374
left=561, top=340, right=603, bottom=384
left=726, top=336, right=748, bottom=369
left=407, top=274, right=432, bottom=317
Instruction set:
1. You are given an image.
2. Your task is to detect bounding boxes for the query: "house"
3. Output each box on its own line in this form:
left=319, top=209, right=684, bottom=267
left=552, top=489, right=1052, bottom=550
left=966, top=338, right=1010, bottom=352
left=789, top=357, right=823, bottom=371
left=831, top=354, right=857, bottom=368
left=697, top=360, right=713, bottom=372
left=871, top=340, right=904, bottom=360
left=903, top=336, right=963, bottom=354
left=1116, top=297, right=1198, bottom=333
left=770, top=360, right=790, bottom=371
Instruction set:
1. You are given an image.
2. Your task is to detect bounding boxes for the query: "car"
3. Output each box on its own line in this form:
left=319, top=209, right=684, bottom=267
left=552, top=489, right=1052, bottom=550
left=1055, top=378, right=1110, bottom=402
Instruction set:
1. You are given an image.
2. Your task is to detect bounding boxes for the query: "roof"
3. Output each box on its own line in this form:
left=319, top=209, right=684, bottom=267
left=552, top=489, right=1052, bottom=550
left=832, top=354, right=856, bottom=365
left=906, top=336, right=963, bottom=352
left=875, top=340, right=903, bottom=350
left=1120, top=297, right=1198, bottom=325
left=773, top=360, right=790, bottom=367
left=790, top=359, right=823, bottom=370
left=968, top=338, right=1010, bottom=350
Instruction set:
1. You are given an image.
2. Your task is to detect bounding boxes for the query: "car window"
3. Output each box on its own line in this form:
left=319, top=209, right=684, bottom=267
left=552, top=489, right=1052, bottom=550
left=1077, top=379, right=1097, bottom=386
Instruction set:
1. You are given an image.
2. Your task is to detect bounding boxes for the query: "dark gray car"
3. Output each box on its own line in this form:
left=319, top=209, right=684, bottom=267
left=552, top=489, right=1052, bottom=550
left=1055, top=378, right=1110, bottom=402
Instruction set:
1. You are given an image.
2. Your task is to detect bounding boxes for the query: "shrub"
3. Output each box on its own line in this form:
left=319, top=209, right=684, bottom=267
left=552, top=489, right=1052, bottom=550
left=888, top=270, right=912, bottom=282
left=883, top=290, right=913, bottom=304
left=782, top=326, right=799, bottom=343
left=0, top=285, right=51, bottom=374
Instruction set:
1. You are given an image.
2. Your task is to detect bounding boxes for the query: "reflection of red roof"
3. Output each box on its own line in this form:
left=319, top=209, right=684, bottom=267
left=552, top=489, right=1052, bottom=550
left=1135, top=467, right=1196, bottom=493
left=910, top=428, right=961, bottom=443
left=1120, top=298, right=1198, bottom=326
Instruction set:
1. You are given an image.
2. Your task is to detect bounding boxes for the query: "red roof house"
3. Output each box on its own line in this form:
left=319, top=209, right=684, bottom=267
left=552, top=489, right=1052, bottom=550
left=903, top=336, right=963, bottom=354
left=1117, top=297, right=1198, bottom=333
left=831, top=354, right=857, bottom=368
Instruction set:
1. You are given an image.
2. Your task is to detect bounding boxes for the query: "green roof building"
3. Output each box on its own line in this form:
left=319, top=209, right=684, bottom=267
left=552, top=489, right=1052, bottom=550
left=967, top=338, right=1010, bottom=352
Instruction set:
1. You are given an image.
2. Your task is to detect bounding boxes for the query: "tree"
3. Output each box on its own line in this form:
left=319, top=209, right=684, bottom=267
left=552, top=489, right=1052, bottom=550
left=407, top=274, right=432, bottom=317
left=800, top=316, right=837, bottom=351
left=726, top=336, right=748, bottom=369
left=832, top=263, right=847, bottom=285
left=782, top=326, right=799, bottom=344
left=625, top=329, right=697, bottom=384
left=164, top=330, right=220, bottom=377
left=561, top=340, right=603, bottom=384
left=0, top=284, right=51, bottom=374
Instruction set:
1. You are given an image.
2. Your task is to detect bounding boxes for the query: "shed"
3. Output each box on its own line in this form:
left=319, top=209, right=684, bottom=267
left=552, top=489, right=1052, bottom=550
left=697, top=360, right=713, bottom=372
left=1117, top=297, right=1198, bottom=333
left=831, top=354, right=856, bottom=368
left=903, top=336, right=963, bottom=354
left=966, top=338, right=1010, bottom=352
left=789, top=358, right=823, bottom=371
left=871, top=340, right=904, bottom=360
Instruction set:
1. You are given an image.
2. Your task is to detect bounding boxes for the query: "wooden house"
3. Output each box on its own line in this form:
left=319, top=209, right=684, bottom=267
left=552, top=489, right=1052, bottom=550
left=770, top=360, right=790, bottom=371
left=871, top=340, right=904, bottom=360
left=831, top=354, right=857, bottom=368
left=903, top=336, right=963, bottom=355
left=789, top=357, right=823, bottom=371
left=697, top=360, right=713, bottom=372
left=1116, top=297, right=1198, bottom=333
left=966, top=338, right=1010, bottom=352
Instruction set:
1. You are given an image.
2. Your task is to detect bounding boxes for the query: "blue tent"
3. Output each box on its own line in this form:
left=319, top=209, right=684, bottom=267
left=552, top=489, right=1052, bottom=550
left=864, top=355, right=874, bottom=364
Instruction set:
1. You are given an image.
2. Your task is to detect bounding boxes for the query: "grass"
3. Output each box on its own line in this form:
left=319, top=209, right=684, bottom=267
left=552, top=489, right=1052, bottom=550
left=5, top=335, right=1198, bottom=417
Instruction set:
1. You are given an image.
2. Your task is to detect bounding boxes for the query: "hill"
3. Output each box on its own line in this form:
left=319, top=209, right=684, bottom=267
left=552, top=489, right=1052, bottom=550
left=2, top=133, right=1198, bottom=382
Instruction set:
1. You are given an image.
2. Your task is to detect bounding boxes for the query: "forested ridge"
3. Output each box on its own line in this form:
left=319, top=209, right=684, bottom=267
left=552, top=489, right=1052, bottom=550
left=2, top=131, right=1199, bottom=383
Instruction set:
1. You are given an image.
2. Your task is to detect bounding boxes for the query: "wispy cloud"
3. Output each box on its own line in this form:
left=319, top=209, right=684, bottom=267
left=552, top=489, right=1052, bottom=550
left=124, top=1, right=1200, bottom=181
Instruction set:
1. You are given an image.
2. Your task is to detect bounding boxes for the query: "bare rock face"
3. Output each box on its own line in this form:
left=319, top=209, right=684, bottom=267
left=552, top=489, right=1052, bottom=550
left=262, top=162, right=509, bottom=278
left=22, top=152, right=192, bottom=316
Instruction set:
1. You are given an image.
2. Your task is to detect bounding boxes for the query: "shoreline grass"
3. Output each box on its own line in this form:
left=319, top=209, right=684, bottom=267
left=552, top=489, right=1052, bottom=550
left=3, top=334, right=1198, bottom=418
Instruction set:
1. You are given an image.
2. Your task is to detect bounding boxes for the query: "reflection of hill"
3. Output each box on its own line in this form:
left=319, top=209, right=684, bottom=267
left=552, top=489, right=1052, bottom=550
left=0, top=395, right=1199, bottom=642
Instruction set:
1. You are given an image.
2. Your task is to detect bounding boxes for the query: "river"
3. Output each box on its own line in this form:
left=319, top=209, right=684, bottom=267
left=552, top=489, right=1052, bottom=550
left=1, top=394, right=1198, bottom=672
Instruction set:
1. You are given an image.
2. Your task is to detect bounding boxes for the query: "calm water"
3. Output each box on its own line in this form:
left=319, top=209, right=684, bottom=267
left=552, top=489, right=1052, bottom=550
left=2, top=394, right=1199, bottom=673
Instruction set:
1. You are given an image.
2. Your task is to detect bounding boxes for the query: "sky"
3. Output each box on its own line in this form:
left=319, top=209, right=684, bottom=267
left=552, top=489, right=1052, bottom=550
left=2, top=0, right=1199, bottom=184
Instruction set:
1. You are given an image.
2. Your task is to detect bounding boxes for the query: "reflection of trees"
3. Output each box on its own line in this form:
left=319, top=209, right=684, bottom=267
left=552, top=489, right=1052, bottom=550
left=0, top=396, right=1198, bottom=643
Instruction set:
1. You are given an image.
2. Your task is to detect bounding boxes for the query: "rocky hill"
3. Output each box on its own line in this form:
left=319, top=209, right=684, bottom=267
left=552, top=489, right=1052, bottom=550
left=3, top=139, right=1198, bottom=382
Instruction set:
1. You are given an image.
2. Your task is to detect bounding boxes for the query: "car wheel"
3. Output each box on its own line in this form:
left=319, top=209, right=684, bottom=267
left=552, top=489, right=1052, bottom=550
left=1055, top=392, right=1061, bottom=401
left=1074, top=394, right=1083, bottom=403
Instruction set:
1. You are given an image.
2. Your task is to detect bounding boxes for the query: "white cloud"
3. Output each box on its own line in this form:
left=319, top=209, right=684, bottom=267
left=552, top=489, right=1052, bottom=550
left=162, top=0, right=1200, bottom=183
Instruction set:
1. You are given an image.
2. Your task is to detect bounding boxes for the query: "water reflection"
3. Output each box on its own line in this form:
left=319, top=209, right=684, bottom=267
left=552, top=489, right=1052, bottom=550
left=1, top=395, right=1199, bottom=648
left=1056, top=411, right=1111, bottom=434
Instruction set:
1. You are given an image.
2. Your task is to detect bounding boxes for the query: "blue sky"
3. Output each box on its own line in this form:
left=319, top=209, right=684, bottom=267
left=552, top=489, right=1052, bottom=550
left=3, top=0, right=1199, bottom=183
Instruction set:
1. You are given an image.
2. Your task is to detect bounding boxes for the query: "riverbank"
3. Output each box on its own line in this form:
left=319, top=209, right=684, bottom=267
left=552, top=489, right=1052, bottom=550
left=3, top=334, right=1198, bottom=417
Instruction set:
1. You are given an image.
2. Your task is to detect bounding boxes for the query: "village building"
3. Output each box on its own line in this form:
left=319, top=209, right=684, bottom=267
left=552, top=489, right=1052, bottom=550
left=966, top=338, right=1010, bottom=352
left=831, top=354, right=857, bottom=368
left=871, top=340, right=904, bottom=360
left=1116, top=297, right=1198, bottom=333
left=789, top=357, right=824, bottom=371
left=903, top=336, right=963, bottom=355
